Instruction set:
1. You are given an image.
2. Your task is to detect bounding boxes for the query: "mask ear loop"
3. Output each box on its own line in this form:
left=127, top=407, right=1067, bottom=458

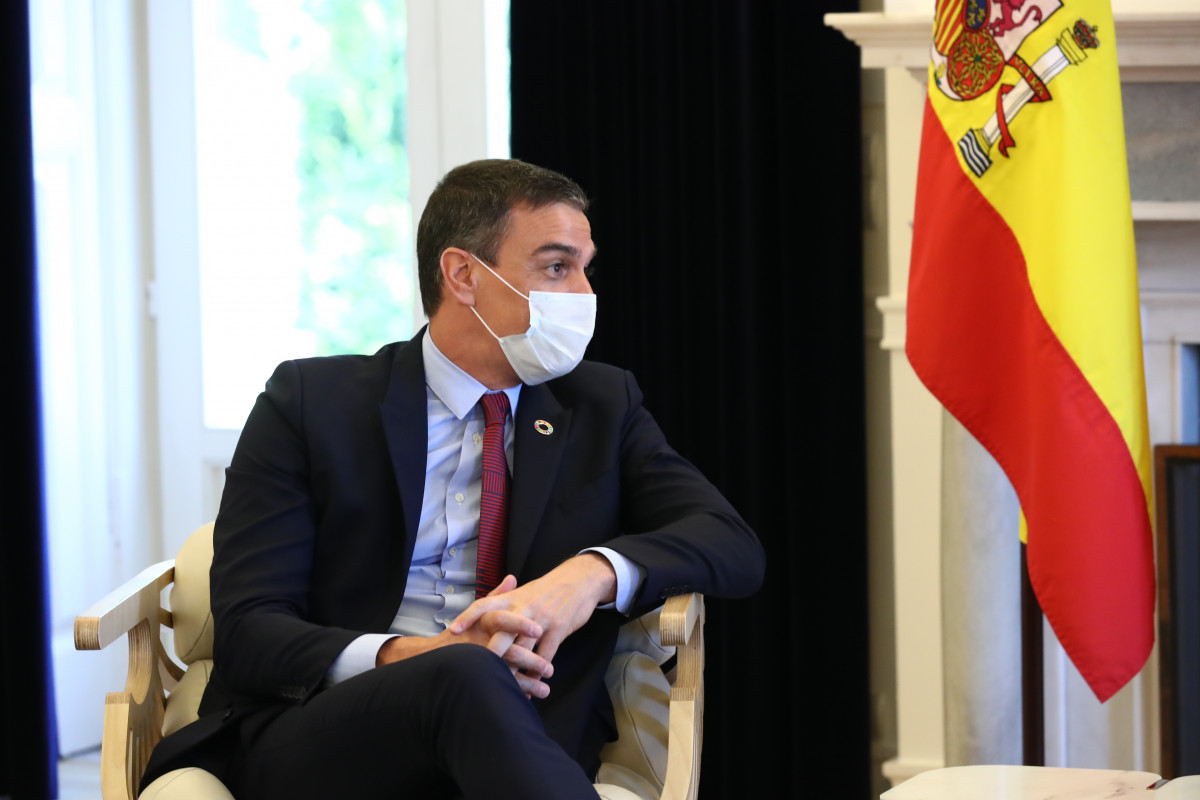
left=469, top=305, right=504, bottom=341
left=470, top=252, right=530, bottom=301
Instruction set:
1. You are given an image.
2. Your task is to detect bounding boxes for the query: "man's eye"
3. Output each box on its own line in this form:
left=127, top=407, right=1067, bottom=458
left=547, top=263, right=565, bottom=276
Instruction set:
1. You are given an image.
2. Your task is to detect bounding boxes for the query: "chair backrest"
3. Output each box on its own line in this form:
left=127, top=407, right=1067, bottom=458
left=159, top=524, right=217, bottom=738
left=171, top=523, right=215, bottom=665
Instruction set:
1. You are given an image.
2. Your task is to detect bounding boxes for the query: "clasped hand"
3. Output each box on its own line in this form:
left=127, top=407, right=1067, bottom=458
left=375, top=554, right=617, bottom=697
left=452, top=553, right=617, bottom=698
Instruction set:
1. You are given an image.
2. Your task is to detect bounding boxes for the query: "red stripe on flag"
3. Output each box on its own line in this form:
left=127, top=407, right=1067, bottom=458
left=906, top=99, right=1155, bottom=702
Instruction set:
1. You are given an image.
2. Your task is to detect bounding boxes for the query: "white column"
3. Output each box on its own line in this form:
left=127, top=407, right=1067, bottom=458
left=940, top=416, right=1022, bottom=766
left=878, top=60, right=950, bottom=787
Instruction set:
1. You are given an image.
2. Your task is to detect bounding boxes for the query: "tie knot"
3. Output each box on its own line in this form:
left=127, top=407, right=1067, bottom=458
left=479, top=392, right=510, bottom=428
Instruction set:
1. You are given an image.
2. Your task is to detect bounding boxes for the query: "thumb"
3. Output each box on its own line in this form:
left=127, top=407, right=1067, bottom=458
left=487, top=574, right=518, bottom=596
left=448, top=575, right=519, bottom=634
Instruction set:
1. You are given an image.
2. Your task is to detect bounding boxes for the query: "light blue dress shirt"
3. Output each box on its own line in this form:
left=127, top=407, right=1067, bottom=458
left=326, top=332, right=643, bottom=684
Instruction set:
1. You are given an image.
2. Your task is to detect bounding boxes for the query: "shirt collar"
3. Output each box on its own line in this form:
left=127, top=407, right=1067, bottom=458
left=422, top=329, right=521, bottom=420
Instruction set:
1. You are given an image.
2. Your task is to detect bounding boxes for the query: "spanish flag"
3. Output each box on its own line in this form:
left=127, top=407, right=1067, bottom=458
left=906, top=0, right=1154, bottom=702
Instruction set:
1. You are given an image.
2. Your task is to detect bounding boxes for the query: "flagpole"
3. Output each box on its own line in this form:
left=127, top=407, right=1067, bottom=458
left=1021, top=543, right=1045, bottom=766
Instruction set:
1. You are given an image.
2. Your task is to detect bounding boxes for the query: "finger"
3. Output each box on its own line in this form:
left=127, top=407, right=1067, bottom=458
left=486, top=630, right=516, bottom=658
left=448, top=578, right=518, bottom=634
left=488, top=574, right=518, bottom=596
left=500, top=643, right=553, bottom=679
left=512, top=634, right=546, bottom=677
left=534, top=628, right=567, bottom=666
left=448, top=605, right=484, bottom=635
left=480, top=610, right=543, bottom=640
left=513, top=671, right=550, bottom=700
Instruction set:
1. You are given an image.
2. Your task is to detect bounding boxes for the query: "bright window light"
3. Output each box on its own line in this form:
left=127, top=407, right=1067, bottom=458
left=193, top=0, right=414, bottom=428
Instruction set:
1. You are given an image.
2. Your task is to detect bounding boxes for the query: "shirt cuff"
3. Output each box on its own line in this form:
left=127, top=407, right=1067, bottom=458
left=582, top=547, right=645, bottom=614
left=326, top=633, right=398, bottom=686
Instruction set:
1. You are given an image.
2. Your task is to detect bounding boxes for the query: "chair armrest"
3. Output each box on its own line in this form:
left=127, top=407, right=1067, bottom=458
left=75, top=559, right=180, bottom=800
left=658, top=593, right=704, bottom=800
left=75, top=560, right=176, bottom=651
left=658, top=593, right=701, bottom=646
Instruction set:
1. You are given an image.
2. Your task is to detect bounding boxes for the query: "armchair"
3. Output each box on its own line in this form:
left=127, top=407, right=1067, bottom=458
left=75, top=523, right=705, bottom=800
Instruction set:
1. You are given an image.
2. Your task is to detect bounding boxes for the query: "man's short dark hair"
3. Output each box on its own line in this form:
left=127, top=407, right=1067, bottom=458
left=416, top=159, right=589, bottom=316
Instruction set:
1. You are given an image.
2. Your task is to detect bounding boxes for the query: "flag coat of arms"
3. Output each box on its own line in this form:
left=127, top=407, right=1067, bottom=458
left=906, top=0, right=1155, bottom=702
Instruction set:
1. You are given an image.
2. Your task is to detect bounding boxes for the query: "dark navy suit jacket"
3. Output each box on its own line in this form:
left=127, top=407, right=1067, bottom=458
left=143, top=330, right=763, bottom=788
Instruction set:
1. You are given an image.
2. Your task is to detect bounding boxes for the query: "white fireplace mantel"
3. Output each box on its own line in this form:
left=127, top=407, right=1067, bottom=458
left=826, top=12, right=1200, bottom=82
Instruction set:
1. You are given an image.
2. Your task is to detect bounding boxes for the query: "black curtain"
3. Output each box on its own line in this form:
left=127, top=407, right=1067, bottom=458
left=510, top=2, right=868, bottom=797
left=0, top=2, right=58, bottom=798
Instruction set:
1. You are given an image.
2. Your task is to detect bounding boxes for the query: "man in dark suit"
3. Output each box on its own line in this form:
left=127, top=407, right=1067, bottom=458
left=143, top=159, right=763, bottom=799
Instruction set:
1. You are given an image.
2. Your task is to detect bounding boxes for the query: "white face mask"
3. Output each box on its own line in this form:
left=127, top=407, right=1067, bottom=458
left=467, top=254, right=596, bottom=385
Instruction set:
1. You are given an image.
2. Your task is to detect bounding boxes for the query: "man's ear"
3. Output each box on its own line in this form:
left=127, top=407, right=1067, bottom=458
left=440, top=248, right=477, bottom=307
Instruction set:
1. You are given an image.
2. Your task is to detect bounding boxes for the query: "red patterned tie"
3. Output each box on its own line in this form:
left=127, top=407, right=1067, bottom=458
left=475, top=391, right=511, bottom=598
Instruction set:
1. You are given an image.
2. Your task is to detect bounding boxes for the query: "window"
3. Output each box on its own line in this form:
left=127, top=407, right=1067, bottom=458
left=194, top=1, right=416, bottom=428
left=150, top=0, right=511, bottom=543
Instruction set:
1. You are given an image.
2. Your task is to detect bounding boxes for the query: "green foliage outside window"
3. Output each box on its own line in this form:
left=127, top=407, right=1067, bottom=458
left=218, top=0, right=413, bottom=357
left=289, top=0, right=413, bottom=356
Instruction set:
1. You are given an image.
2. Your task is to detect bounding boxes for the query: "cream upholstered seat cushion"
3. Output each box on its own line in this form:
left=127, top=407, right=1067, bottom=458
left=592, top=605, right=673, bottom=798
left=593, top=783, right=652, bottom=800
left=594, top=651, right=672, bottom=799
left=140, top=768, right=236, bottom=800
left=613, top=606, right=673, bottom=666
left=162, top=659, right=212, bottom=737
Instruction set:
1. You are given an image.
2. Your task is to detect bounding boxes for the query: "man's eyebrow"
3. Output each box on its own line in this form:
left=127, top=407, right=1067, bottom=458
left=531, top=242, right=595, bottom=260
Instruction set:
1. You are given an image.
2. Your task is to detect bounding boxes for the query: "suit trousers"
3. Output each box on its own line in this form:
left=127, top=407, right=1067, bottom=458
left=226, top=644, right=599, bottom=800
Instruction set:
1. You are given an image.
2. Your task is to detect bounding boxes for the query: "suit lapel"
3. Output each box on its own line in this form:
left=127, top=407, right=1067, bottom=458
left=378, top=331, right=428, bottom=592
left=376, top=334, right=574, bottom=583
left=509, top=383, right=572, bottom=576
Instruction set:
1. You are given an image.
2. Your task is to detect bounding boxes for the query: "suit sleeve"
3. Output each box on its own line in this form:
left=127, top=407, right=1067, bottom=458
left=603, top=370, right=765, bottom=614
left=209, top=360, right=360, bottom=703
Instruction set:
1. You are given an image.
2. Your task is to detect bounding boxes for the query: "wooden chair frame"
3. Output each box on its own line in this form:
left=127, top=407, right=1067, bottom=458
left=74, top=560, right=180, bottom=800
left=76, top=562, right=705, bottom=800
